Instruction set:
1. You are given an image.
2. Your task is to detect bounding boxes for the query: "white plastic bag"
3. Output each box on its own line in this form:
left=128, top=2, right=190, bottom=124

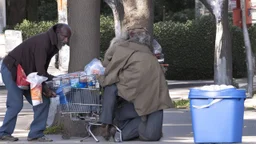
left=84, top=58, right=105, bottom=75
left=0, top=59, right=4, bottom=86
left=152, top=39, right=162, bottom=54
left=26, top=72, right=48, bottom=106
left=47, top=97, right=60, bottom=127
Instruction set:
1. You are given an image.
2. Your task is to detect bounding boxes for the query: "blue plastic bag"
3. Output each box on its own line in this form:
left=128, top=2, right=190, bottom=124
left=56, top=84, right=69, bottom=104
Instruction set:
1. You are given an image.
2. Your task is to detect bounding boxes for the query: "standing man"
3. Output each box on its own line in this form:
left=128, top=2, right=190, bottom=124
left=0, top=23, right=72, bottom=142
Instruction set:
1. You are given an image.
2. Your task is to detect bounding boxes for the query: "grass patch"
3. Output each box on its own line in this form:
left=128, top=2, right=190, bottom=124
left=44, top=125, right=63, bottom=134
left=173, top=99, right=190, bottom=109
left=245, top=106, right=256, bottom=110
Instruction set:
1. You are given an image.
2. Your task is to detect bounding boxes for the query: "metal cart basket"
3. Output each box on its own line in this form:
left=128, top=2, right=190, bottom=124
left=46, top=75, right=122, bottom=142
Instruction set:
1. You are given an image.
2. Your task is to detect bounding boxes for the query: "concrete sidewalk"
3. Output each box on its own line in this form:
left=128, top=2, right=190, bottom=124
left=0, top=107, right=255, bottom=143
left=0, top=87, right=256, bottom=143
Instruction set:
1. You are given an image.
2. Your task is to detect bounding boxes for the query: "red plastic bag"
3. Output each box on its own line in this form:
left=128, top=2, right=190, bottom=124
left=16, top=64, right=30, bottom=90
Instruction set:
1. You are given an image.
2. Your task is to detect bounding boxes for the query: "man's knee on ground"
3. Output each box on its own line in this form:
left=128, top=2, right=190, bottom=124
left=139, top=129, right=162, bottom=141
left=138, top=111, right=163, bottom=141
left=138, top=120, right=162, bottom=141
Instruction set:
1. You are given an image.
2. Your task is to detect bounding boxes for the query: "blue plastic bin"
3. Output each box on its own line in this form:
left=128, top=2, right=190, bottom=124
left=188, top=87, right=246, bottom=143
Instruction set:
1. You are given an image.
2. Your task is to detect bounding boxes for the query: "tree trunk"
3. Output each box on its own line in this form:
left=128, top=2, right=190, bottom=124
left=200, top=0, right=232, bottom=85
left=26, top=0, right=38, bottom=21
left=48, top=0, right=101, bottom=139
left=241, top=0, right=254, bottom=97
left=0, top=0, right=6, bottom=32
left=68, top=0, right=101, bottom=73
left=122, top=0, right=154, bottom=37
left=56, top=0, right=69, bottom=70
left=6, top=0, right=27, bottom=27
left=104, top=0, right=124, bottom=37
left=195, top=0, right=210, bottom=19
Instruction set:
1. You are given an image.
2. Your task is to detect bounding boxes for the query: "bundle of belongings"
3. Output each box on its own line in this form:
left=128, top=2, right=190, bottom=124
left=45, top=58, right=105, bottom=104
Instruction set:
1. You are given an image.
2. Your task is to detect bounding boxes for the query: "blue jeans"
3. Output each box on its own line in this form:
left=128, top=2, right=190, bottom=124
left=100, top=84, right=163, bottom=141
left=0, top=63, right=50, bottom=139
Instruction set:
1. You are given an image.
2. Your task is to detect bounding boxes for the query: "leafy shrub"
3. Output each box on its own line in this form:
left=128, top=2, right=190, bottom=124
left=14, top=19, right=57, bottom=40
left=154, top=16, right=250, bottom=80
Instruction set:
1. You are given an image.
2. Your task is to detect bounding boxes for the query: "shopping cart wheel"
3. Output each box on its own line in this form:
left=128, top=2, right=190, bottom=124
left=112, top=125, right=122, bottom=143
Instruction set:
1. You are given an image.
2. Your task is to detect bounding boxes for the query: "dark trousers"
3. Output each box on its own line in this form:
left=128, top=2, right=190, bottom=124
left=99, top=85, right=163, bottom=141
left=0, top=63, right=50, bottom=139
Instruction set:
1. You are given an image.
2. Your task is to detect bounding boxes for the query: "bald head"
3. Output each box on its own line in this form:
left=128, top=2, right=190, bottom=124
left=55, top=23, right=72, bottom=49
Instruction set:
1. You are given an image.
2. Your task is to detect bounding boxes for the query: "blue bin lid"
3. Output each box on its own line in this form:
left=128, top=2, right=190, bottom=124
left=188, top=87, right=246, bottom=99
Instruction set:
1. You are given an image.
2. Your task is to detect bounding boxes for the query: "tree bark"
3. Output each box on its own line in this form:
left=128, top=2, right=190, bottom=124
left=57, top=0, right=68, bottom=70
left=200, top=0, right=232, bottom=85
left=68, top=0, right=101, bottom=73
left=122, top=0, right=154, bottom=37
left=241, top=0, right=254, bottom=97
left=104, top=0, right=124, bottom=37
left=195, top=0, right=210, bottom=19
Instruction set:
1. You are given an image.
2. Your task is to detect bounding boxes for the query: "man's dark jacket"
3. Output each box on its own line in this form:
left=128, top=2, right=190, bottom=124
left=3, top=25, right=59, bottom=81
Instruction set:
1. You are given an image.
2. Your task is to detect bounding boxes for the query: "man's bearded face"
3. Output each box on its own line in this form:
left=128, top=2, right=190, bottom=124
left=57, top=33, right=69, bottom=49
left=56, top=26, right=71, bottom=49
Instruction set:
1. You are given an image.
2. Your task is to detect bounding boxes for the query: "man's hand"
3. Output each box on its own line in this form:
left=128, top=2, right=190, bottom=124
left=43, top=90, right=57, bottom=98
left=95, top=74, right=100, bottom=80
left=42, top=84, right=57, bottom=98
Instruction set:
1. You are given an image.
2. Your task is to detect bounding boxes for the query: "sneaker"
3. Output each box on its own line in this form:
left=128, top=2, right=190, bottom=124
left=27, top=136, right=53, bottom=142
left=0, top=135, right=19, bottom=141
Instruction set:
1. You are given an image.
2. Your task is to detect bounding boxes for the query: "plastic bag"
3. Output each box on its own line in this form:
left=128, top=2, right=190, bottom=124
left=56, top=84, right=69, bottom=104
left=152, top=39, right=162, bottom=54
left=84, top=58, right=105, bottom=75
left=16, top=64, right=30, bottom=90
left=47, top=96, right=60, bottom=127
left=0, top=59, right=4, bottom=86
left=26, top=72, right=48, bottom=106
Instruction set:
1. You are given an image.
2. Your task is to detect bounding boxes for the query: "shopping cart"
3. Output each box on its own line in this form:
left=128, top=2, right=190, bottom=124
left=46, top=74, right=122, bottom=142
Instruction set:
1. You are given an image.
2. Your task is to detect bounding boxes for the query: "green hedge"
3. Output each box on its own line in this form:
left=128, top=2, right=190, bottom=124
left=100, top=15, right=115, bottom=56
left=154, top=16, right=255, bottom=80
left=14, top=20, right=57, bottom=40
left=13, top=16, right=255, bottom=80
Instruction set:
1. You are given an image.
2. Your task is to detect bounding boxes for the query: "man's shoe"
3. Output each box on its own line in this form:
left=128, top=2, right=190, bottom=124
left=100, top=124, right=111, bottom=141
left=109, top=126, right=117, bottom=140
left=27, top=136, right=53, bottom=142
left=0, top=135, right=19, bottom=141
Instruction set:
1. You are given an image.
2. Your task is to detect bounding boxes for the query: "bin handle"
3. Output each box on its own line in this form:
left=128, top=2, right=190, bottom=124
left=192, top=99, right=222, bottom=109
